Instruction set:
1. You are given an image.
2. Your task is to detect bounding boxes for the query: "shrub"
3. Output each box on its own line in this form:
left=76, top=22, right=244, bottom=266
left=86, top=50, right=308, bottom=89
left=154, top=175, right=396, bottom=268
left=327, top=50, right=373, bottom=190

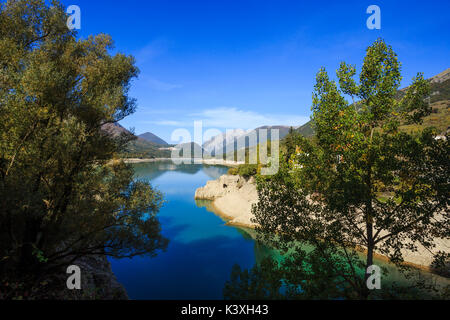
left=228, top=164, right=258, bottom=179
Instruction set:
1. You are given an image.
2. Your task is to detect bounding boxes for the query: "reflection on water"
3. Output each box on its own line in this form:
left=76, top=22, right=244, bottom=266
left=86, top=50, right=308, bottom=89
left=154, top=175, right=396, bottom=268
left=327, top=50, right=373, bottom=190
left=197, top=188, right=450, bottom=296
left=110, top=160, right=449, bottom=299
left=110, top=160, right=273, bottom=299
left=132, top=161, right=229, bottom=181
left=196, top=199, right=280, bottom=265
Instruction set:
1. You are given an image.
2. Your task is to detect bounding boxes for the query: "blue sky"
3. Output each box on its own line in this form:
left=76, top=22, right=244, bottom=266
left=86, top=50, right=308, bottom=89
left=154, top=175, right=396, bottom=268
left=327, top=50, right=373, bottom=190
left=61, top=0, right=450, bottom=143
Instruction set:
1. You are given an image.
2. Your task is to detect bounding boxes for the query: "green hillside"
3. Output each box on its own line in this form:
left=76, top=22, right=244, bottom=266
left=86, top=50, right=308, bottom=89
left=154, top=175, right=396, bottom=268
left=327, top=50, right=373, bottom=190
left=295, top=68, right=450, bottom=138
left=296, top=121, right=315, bottom=137
left=138, top=132, right=169, bottom=145
left=228, top=68, right=450, bottom=176
left=122, top=139, right=171, bottom=159
left=102, top=123, right=171, bottom=159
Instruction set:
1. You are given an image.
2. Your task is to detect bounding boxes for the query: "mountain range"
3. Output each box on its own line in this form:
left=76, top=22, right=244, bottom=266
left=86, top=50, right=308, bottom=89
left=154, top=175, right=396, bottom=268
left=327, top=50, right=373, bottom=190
left=105, top=68, right=449, bottom=159
left=102, top=123, right=171, bottom=159
left=138, top=132, right=169, bottom=145
left=202, top=125, right=294, bottom=156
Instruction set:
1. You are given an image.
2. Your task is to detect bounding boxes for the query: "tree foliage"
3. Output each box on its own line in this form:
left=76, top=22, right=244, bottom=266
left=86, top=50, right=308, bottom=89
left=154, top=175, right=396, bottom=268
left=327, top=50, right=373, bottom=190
left=0, top=0, right=168, bottom=297
left=225, top=39, right=449, bottom=299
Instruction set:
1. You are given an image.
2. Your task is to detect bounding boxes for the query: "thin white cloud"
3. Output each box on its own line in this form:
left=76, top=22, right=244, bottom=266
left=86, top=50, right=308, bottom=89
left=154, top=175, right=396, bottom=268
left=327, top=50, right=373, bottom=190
left=134, top=39, right=170, bottom=65
left=146, top=78, right=183, bottom=91
left=191, top=107, right=308, bottom=129
left=146, top=107, right=309, bottom=130
left=152, top=120, right=184, bottom=126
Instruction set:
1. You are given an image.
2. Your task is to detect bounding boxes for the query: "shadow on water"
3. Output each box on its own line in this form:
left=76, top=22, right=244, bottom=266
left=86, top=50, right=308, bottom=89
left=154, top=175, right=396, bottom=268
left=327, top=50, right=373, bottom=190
left=110, top=234, right=257, bottom=300
left=197, top=199, right=450, bottom=296
left=132, top=160, right=203, bottom=180
left=231, top=226, right=450, bottom=296
left=110, top=161, right=449, bottom=299
left=195, top=199, right=282, bottom=265
left=111, top=161, right=259, bottom=299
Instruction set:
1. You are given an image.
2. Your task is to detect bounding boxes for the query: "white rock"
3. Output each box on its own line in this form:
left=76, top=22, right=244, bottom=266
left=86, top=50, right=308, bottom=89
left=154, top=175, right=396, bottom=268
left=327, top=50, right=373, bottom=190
left=195, top=175, right=258, bottom=227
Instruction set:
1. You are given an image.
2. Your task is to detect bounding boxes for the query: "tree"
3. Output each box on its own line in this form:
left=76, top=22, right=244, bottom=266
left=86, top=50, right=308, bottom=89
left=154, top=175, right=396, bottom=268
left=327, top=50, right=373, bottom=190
left=0, top=0, right=167, bottom=297
left=225, top=39, right=449, bottom=299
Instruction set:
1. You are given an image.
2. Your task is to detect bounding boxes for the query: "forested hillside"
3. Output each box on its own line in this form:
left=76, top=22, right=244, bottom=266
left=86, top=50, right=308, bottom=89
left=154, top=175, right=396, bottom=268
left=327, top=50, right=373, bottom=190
left=296, top=68, right=450, bottom=138
left=102, top=123, right=171, bottom=159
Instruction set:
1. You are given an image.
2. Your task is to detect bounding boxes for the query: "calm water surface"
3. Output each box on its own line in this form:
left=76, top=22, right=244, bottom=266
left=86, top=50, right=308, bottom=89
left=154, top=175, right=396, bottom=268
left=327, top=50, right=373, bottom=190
left=109, top=161, right=273, bottom=300
left=110, top=161, right=449, bottom=299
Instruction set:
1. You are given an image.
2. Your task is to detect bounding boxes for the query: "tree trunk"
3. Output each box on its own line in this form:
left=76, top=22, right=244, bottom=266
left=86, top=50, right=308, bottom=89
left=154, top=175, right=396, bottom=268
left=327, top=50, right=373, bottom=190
left=363, top=202, right=374, bottom=299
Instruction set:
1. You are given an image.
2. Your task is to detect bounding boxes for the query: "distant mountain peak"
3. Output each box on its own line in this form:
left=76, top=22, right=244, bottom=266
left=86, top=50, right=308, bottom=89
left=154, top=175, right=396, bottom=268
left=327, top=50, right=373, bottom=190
left=101, top=122, right=130, bottom=137
left=203, top=129, right=249, bottom=153
left=138, top=132, right=168, bottom=146
left=202, top=126, right=294, bottom=155
left=430, top=68, right=450, bottom=84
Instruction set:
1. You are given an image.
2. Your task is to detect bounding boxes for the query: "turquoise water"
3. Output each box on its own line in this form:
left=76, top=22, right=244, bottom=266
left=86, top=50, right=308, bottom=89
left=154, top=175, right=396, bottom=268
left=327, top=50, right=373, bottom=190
left=109, top=161, right=449, bottom=299
left=109, top=161, right=274, bottom=300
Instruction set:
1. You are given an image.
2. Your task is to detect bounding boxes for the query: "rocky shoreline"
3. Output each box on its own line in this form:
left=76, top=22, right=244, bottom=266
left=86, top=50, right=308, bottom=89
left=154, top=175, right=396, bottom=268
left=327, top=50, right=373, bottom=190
left=73, top=255, right=128, bottom=300
left=195, top=175, right=258, bottom=228
left=195, top=175, right=449, bottom=273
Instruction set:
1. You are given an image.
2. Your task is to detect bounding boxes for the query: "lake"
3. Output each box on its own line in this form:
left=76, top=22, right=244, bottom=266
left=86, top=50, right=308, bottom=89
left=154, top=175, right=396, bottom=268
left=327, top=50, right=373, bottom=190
left=109, top=161, right=274, bottom=300
left=110, top=160, right=449, bottom=300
